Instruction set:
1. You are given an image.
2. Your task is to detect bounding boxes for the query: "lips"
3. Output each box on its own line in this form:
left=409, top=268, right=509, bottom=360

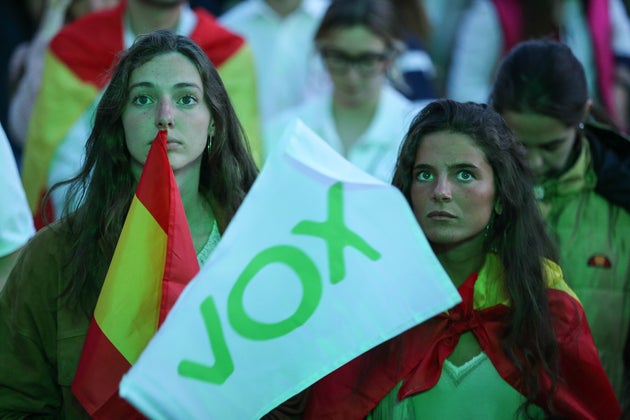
left=427, top=210, right=456, bottom=219
left=166, top=139, right=182, bottom=150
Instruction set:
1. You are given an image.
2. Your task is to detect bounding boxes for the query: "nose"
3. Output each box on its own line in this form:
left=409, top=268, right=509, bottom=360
left=526, top=150, right=544, bottom=173
left=432, top=176, right=452, bottom=202
left=155, top=98, right=174, bottom=129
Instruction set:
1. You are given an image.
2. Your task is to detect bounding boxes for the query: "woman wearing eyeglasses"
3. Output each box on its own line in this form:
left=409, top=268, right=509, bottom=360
left=264, top=0, right=429, bottom=183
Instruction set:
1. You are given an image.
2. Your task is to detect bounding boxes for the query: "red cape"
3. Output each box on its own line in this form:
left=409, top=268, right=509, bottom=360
left=305, top=258, right=620, bottom=419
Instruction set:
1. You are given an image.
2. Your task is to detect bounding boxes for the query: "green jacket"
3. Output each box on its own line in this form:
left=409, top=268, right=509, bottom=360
left=0, top=222, right=91, bottom=419
left=535, top=136, right=630, bottom=398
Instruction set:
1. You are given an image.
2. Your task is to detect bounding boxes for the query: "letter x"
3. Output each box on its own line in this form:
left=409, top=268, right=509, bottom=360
left=292, top=182, right=380, bottom=284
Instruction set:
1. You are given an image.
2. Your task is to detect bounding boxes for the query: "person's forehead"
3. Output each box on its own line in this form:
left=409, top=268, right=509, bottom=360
left=319, top=25, right=387, bottom=53
left=502, top=111, right=571, bottom=146
left=129, top=52, right=201, bottom=84
left=416, top=131, right=490, bottom=166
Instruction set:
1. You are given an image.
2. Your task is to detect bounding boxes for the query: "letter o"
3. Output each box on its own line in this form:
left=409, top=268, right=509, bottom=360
left=227, top=245, right=322, bottom=340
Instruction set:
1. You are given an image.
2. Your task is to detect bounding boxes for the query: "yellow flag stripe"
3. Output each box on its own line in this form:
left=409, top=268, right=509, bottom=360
left=21, top=50, right=99, bottom=210
left=94, top=196, right=167, bottom=364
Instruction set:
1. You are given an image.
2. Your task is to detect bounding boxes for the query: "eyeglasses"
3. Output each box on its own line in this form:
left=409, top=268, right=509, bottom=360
left=320, top=48, right=391, bottom=76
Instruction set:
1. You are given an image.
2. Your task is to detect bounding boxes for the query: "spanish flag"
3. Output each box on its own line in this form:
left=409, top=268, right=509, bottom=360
left=72, top=130, right=200, bottom=417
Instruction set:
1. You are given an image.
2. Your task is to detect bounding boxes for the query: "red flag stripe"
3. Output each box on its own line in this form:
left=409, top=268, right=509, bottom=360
left=135, top=130, right=170, bottom=233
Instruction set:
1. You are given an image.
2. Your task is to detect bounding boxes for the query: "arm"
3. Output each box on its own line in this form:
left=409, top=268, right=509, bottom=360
left=0, top=229, right=64, bottom=416
left=0, top=249, right=22, bottom=291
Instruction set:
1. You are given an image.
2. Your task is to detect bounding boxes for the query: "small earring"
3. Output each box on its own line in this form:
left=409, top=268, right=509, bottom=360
left=494, top=200, right=503, bottom=215
left=207, top=138, right=213, bottom=152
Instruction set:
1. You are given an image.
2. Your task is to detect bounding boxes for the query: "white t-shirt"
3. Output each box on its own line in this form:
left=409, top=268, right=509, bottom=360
left=265, top=85, right=425, bottom=183
left=220, top=0, right=332, bottom=124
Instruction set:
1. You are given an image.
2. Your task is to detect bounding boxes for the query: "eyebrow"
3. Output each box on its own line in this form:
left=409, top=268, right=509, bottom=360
left=128, top=81, right=203, bottom=91
left=413, top=162, right=480, bottom=171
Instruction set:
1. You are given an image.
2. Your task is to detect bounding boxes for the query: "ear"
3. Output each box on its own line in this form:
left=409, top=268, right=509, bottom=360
left=494, top=200, right=503, bottom=215
left=208, top=120, right=215, bottom=137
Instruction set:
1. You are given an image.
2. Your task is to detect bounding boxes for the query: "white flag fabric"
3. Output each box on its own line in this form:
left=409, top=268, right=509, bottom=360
left=119, top=119, right=461, bottom=419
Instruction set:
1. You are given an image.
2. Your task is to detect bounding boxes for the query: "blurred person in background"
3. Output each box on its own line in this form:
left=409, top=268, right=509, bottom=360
left=8, top=0, right=120, bottom=149
left=265, top=0, right=424, bottom=183
left=389, top=0, right=438, bottom=104
left=447, top=0, right=630, bottom=132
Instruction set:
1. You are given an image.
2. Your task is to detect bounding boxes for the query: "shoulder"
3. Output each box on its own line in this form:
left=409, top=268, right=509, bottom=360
left=583, top=124, right=630, bottom=212
left=1, top=219, right=74, bottom=317
left=51, top=5, right=123, bottom=53
left=48, top=5, right=124, bottom=86
left=13, top=220, right=73, bottom=271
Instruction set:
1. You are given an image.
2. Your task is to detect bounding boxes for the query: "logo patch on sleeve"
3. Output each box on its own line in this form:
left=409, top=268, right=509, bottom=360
left=587, top=254, right=612, bottom=268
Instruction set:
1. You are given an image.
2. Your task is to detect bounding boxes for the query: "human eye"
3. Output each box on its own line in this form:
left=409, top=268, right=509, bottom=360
left=322, top=49, right=348, bottom=72
left=178, top=94, right=199, bottom=106
left=456, top=170, right=474, bottom=181
left=131, top=94, right=153, bottom=106
left=357, top=54, right=380, bottom=72
left=416, top=170, right=433, bottom=182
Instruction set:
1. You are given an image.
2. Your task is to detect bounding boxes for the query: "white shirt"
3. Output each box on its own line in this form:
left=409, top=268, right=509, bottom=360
left=0, top=125, right=35, bottom=256
left=220, top=0, right=331, bottom=123
left=446, top=0, right=630, bottom=104
left=265, top=85, right=425, bottom=183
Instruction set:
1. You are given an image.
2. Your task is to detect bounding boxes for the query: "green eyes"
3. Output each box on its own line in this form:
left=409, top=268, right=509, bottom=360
left=131, top=95, right=152, bottom=106
left=131, top=94, right=199, bottom=106
left=416, top=170, right=474, bottom=182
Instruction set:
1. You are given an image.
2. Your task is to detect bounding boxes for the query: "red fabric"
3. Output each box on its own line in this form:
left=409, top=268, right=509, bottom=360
left=71, top=320, right=140, bottom=419
left=305, top=273, right=620, bottom=419
left=33, top=190, right=55, bottom=230
left=49, top=0, right=245, bottom=88
left=72, top=131, right=200, bottom=417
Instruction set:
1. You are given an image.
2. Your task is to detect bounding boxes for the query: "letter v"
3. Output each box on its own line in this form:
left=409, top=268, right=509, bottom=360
left=178, top=296, right=235, bottom=384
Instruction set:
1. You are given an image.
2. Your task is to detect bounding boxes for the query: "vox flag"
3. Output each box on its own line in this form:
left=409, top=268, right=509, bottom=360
left=119, top=120, right=461, bottom=418
left=72, top=130, right=200, bottom=417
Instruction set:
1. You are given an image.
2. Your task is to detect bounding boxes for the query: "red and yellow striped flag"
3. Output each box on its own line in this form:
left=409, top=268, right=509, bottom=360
left=72, top=130, right=200, bottom=417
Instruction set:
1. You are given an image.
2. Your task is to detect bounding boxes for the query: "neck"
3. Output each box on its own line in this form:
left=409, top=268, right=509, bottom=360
left=126, top=0, right=182, bottom=35
left=175, top=163, right=216, bottom=252
left=264, top=0, right=301, bottom=17
left=174, top=162, right=202, bottom=214
left=433, top=234, right=486, bottom=287
left=332, top=96, right=379, bottom=151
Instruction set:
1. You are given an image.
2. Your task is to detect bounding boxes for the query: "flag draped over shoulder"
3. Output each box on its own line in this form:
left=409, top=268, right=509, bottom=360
left=72, top=130, right=200, bottom=417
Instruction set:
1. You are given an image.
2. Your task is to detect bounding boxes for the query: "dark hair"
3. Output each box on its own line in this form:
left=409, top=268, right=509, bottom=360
left=389, top=0, right=431, bottom=43
left=314, top=0, right=399, bottom=52
left=49, top=29, right=258, bottom=314
left=392, top=99, right=560, bottom=415
left=490, top=40, right=588, bottom=127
